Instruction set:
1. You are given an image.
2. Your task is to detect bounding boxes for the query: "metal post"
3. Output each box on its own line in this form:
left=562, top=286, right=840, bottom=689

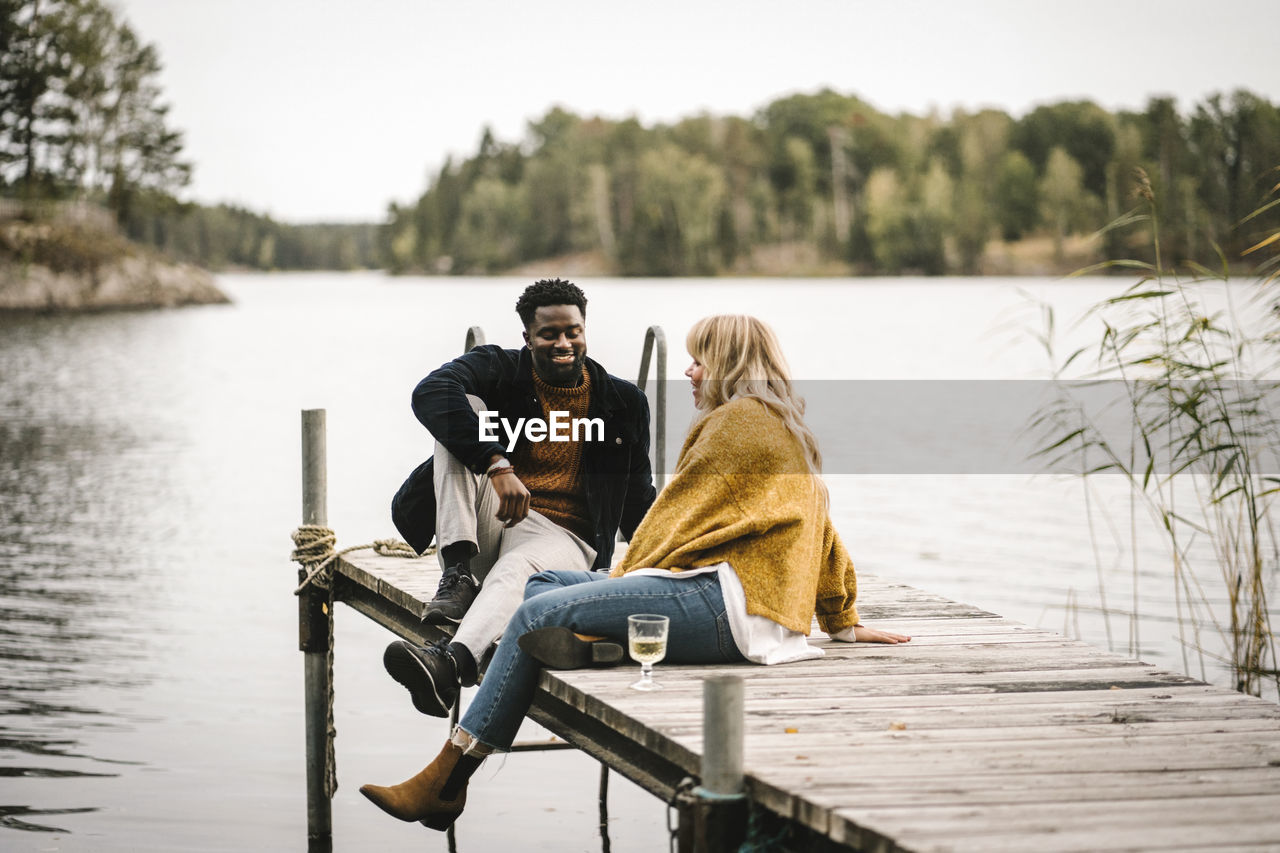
left=679, top=675, right=747, bottom=852
left=300, top=409, right=332, bottom=843
left=636, top=325, right=667, bottom=490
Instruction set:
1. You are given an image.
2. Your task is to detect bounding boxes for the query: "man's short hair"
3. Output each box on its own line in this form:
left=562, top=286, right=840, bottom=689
left=515, top=278, right=587, bottom=328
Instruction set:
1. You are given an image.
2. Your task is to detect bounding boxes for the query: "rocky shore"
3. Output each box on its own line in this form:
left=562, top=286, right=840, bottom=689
left=0, top=217, right=229, bottom=312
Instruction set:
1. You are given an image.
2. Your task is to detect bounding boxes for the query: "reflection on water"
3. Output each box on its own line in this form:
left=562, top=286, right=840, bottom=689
left=1, top=805, right=99, bottom=833
left=0, top=274, right=1275, bottom=850
left=0, top=330, right=169, bottom=837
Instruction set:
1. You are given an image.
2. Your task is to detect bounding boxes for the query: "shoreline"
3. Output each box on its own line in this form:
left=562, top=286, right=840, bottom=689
left=486, top=234, right=1240, bottom=279
left=0, top=216, right=231, bottom=313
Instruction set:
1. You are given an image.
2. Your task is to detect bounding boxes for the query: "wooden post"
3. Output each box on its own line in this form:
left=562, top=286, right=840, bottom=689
left=679, top=675, right=748, bottom=852
left=702, top=675, right=744, bottom=796
left=300, top=409, right=332, bottom=843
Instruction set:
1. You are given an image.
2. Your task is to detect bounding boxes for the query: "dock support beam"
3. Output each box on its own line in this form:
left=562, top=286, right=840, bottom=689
left=678, top=675, right=747, bottom=852
left=299, top=409, right=333, bottom=847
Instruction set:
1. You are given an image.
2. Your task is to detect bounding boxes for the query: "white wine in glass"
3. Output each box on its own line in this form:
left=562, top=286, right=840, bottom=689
left=627, top=614, right=669, bottom=691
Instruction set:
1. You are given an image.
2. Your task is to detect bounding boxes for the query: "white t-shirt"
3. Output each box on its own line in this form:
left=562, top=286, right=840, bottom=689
left=619, top=562, right=857, bottom=664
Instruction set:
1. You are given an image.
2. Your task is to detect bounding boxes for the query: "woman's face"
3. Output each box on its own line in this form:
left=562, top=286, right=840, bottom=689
left=685, top=358, right=705, bottom=408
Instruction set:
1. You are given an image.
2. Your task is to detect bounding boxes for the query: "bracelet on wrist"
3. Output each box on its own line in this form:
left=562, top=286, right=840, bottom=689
left=487, top=465, right=516, bottom=479
left=485, top=457, right=511, bottom=474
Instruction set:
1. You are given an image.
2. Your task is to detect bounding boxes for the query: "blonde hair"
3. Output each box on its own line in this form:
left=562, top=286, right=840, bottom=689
left=686, top=315, right=826, bottom=502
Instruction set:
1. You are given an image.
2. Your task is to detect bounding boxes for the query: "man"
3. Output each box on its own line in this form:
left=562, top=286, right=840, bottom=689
left=387, top=278, right=656, bottom=716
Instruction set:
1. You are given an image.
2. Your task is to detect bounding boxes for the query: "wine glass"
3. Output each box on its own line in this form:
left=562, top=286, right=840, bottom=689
left=627, top=614, right=669, bottom=691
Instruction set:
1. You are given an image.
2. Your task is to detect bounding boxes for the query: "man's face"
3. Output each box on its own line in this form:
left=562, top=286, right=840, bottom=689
left=524, top=304, right=587, bottom=386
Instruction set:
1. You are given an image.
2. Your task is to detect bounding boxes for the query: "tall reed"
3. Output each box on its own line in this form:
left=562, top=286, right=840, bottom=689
left=1030, top=167, right=1280, bottom=699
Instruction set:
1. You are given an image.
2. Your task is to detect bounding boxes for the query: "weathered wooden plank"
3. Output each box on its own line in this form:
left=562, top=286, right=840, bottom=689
left=758, top=762, right=1280, bottom=790
left=570, top=699, right=1280, bottom=737
left=609, top=714, right=1280, bottom=746
left=821, top=629, right=1037, bottom=642
left=593, top=681, right=1280, bottom=712
left=813, top=644, right=1156, bottom=670
left=741, top=721, right=1280, bottom=756
left=706, top=683, right=1245, bottom=710
left=816, top=632, right=1066, bottom=648
left=1158, top=847, right=1280, bottom=853
left=837, top=793, right=1280, bottom=844
left=783, top=772, right=1280, bottom=809
left=553, top=652, right=1163, bottom=684
left=854, top=604, right=1000, bottom=619
left=546, top=664, right=1203, bottom=699
left=653, top=716, right=1280, bottom=743
left=535, top=681, right=1223, bottom=753
left=840, top=814, right=1280, bottom=853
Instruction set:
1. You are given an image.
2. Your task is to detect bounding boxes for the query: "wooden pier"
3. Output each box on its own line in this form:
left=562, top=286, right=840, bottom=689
left=325, top=549, right=1280, bottom=852
left=295, top=321, right=1280, bottom=850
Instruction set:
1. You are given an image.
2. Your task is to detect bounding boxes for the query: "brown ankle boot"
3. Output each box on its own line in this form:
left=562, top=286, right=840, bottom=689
left=359, top=741, right=483, bottom=830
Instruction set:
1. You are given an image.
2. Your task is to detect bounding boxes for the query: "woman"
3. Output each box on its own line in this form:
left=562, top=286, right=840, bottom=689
left=360, top=315, right=910, bottom=829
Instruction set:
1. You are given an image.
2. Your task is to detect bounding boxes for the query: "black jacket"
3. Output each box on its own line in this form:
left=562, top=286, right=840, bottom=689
left=391, top=345, right=656, bottom=570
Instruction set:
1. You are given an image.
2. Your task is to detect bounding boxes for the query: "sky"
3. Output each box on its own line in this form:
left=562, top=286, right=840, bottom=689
left=114, top=0, right=1280, bottom=224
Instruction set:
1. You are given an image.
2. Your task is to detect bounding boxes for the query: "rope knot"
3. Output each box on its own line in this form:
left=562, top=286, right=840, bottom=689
left=291, top=525, right=340, bottom=594
left=291, top=528, right=423, bottom=596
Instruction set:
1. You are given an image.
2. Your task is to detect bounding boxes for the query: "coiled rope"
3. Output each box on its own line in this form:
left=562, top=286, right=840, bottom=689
left=291, top=525, right=420, bottom=595
left=289, top=525, right=427, bottom=798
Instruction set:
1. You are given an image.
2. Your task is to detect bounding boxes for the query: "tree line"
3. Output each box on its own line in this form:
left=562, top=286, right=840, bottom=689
left=123, top=202, right=382, bottom=271
left=0, top=0, right=380, bottom=271
left=5, top=1, right=1276, bottom=276
left=386, top=90, right=1280, bottom=276
left=0, top=0, right=188, bottom=222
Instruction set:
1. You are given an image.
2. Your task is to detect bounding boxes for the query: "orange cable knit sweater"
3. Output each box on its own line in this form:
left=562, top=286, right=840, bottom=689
left=509, top=369, right=593, bottom=541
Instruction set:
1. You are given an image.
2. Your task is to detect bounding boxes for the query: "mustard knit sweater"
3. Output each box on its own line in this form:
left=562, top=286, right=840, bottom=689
left=611, top=397, right=859, bottom=635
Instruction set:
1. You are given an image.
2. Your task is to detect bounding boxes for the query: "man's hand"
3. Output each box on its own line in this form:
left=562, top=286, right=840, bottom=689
left=491, top=471, right=531, bottom=527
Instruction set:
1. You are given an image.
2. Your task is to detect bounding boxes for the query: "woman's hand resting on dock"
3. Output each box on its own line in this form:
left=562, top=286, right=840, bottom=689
left=850, top=625, right=912, bottom=644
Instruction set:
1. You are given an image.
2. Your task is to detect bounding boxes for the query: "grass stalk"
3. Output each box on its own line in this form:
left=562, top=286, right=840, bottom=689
left=1029, top=166, right=1280, bottom=700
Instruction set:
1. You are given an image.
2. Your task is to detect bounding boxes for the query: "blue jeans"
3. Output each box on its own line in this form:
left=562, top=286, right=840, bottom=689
left=459, top=569, right=746, bottom=750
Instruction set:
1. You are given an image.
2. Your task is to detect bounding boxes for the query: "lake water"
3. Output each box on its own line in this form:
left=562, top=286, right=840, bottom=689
left=1, top=273, right=1276, bottom=851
